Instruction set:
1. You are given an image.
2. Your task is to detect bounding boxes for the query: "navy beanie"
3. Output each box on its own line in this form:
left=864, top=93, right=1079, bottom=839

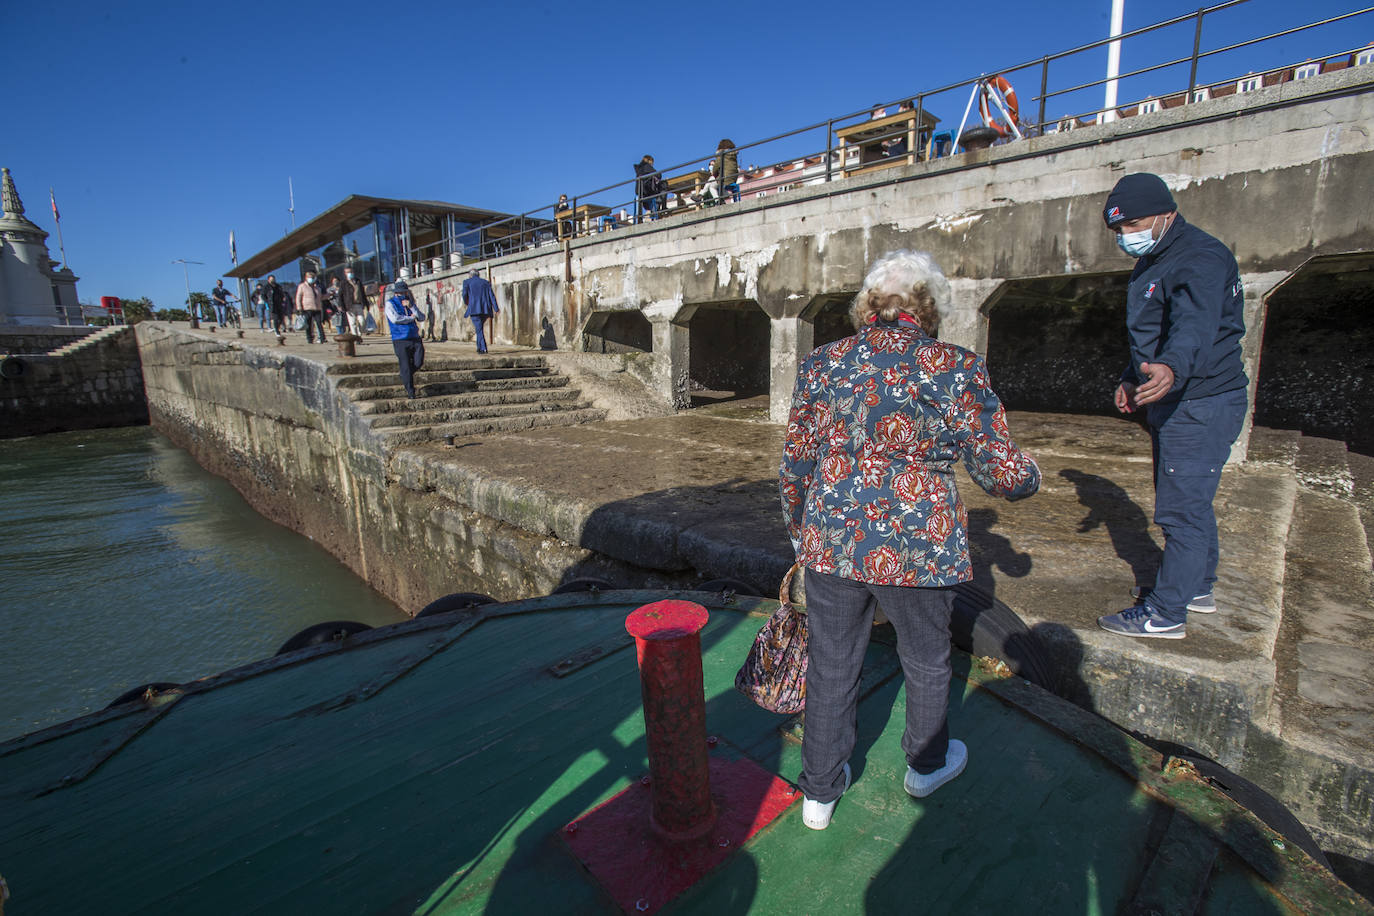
left=1103, top=173, right=1176, bottom=226
left=392, top=279, right=409, bottom=292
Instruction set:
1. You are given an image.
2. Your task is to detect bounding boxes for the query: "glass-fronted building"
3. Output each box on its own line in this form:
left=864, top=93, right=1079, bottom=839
left=226, top=195, right=525, bottom=295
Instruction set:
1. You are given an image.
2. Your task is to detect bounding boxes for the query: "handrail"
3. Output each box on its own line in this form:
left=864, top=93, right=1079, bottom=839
left=389, top=3, right=1372, bottom=278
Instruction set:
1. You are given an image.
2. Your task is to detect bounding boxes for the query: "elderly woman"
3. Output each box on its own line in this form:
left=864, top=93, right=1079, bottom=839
left=779, top=250, right=1040, bottom=830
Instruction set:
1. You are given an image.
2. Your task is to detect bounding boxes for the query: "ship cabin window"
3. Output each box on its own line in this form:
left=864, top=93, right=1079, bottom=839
left=1236, top=75, right=1262, bottom=93
left=1138, top=99, right=1160, bottom=115
left=1293, top=63, right=1321, bottom=80
left=1190, top=88, right=1211, bottom=103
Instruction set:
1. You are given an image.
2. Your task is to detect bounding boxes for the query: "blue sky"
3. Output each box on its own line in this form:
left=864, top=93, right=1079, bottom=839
left=5, top=0, right=1367, bottom=311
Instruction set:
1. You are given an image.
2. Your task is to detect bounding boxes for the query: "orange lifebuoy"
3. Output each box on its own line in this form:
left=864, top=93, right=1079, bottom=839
left=979, top=75, right=1020, bottom=137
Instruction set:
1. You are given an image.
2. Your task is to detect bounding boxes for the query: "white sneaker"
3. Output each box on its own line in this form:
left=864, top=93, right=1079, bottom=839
left=801, top=762, right=851, bottom=830
left=904, top=739, right=968, bottom=798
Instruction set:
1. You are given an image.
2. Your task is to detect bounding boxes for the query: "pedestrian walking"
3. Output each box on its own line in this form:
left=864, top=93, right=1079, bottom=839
left=779, top=250, right=1040, bottom=831
left=338, top=266, right=370, bottom=336
left=462, top=268, right=499, bottom=354
left=385, top=280, right=425, bottom=399
left=1096, top=173, right=1249, bottom=641
left=266, top=275, right=289, bottom=335
left=295, top=269, right=328, bottom=343
left=210, top=280, right=237, bottom=326
left=634, top=154, right=662, bottom=222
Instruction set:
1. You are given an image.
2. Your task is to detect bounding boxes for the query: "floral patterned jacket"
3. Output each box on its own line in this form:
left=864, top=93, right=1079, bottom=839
left=779, top=321, right=1040, bottom=587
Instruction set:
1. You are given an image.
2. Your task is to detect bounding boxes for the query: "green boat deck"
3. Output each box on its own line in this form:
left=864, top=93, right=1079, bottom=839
left=0, top=592, right=1365, bottom=914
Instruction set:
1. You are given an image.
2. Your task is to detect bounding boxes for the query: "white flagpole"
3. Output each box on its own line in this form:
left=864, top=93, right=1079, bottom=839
left=288, top=177, right=296, bottom=230
left=1103, top=0, right=1125, bottom=123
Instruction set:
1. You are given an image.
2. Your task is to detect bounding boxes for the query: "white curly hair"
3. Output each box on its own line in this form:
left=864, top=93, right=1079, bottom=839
left=849, top=250, right=953, bottom=335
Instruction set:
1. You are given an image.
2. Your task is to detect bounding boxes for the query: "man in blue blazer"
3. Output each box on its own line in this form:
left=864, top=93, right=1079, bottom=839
left=462, top=269, right=500, bottom=354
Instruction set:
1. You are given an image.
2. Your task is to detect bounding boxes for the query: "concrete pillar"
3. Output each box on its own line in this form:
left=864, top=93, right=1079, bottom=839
left=647, top=304, right=691, bottom=409
left=769, top=316, right=813, bottom=424
left=944, top=278, right=1006, bottom=354
left=1235, top=270, right=1292, bottom=464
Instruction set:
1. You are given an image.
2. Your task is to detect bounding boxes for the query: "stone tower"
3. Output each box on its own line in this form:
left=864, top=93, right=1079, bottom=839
left=1, top=167, right=77, bottom=327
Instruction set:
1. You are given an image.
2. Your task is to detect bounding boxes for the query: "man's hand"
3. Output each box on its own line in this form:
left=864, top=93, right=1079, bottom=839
left=1134, top=362, right=1176, bottom=406
left=1114, top=382, right=1138, bottom=414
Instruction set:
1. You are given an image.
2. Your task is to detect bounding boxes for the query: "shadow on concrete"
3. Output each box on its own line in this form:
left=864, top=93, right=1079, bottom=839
left=1059, top=467, right=1160, bottom=590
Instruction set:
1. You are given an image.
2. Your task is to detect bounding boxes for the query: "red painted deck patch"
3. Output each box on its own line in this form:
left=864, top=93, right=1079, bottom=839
left=562, top=755, right=798, bottom=914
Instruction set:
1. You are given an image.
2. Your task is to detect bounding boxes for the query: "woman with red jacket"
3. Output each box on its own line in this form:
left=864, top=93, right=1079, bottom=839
left=779, top=250, right=1040, bottom=830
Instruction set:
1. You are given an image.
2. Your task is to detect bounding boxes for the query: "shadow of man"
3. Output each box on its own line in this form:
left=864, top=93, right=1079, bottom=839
left=1059, top=467, right=1161, bottom=591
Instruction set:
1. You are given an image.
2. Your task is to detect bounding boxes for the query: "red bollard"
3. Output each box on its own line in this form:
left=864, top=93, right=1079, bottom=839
left=625, top=599, right=717, bottom=842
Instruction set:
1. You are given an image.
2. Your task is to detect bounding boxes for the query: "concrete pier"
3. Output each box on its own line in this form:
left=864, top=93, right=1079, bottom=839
left=135, top=322, right=1372, bottom=873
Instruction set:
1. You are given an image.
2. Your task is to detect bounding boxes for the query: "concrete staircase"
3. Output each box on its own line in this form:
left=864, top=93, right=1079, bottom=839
left=45, top=325, right=128, bottom=356
left=330, top=354, right=607, bottom=446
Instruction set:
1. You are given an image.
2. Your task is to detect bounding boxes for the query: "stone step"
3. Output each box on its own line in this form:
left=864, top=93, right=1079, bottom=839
left=1295, top=434, right=1354, bottom=498
left=355, top=385, right=580, bottom=416
left=347, top=373, right=571, bottom=402
left=336, top=366, right=556, bottom=390
left=46, top=325, right=128, bottom=357
left=326, top=354, right=547, bottom=376
left=368, top=396, right=593, bottom=429
left=374, top=407, right=608, bottom=445
left=1246, top=426, right=1302, bottom=468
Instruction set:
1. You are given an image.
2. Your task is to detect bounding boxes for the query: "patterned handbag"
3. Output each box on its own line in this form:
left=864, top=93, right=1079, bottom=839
left=735, top=563, right=808, bottom=714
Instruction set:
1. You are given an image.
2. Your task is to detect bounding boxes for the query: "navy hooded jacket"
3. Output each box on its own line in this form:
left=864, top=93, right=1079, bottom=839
left=1121, top=214, right=1247, bottom=403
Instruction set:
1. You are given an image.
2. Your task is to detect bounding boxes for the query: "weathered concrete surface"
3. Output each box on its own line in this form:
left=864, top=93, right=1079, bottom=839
left=0, top=325, right=147, bottom=437
left=404, top=66, right=1374, bottom=436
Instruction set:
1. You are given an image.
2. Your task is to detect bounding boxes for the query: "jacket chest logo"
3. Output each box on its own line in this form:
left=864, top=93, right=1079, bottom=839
left=1144, top=281, right=1158, bottom=299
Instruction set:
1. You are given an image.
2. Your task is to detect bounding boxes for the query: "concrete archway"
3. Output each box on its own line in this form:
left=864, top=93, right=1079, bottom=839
left=984, top=273, right=1132, bottom=415
left=686, top=300, right=771, bottom=407
left=582, top=309, right=654, bottom=354
left=1255, top=253, right=1374, bottom=455
left=801, top=293, right=857, bottom=350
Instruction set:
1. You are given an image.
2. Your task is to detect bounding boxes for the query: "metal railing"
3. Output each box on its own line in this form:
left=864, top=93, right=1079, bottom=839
left=397, top=3, right=1372, bottom=279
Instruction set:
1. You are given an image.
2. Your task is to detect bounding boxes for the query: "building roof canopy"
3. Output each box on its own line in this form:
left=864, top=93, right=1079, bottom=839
left=226, top=195, right=512, bottom=279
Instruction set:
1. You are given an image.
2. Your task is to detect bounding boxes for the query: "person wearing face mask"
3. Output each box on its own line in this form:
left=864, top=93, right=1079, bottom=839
left=338, top=267, right=370, bottom=336
left=1097, top=172, right=1248, bottom=642
left=295, top=269, right=328, bottom=344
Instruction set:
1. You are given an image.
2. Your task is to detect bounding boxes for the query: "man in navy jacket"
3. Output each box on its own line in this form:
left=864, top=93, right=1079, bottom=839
left=462, top=269, right=499, bottom=354
left=1097, top=173, right=1248, bottom=641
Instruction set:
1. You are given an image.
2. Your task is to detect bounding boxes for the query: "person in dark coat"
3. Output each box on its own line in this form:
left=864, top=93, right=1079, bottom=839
left=461, top=268, right=500, bottom=354
left=1096, top=173, right=1249, bottom=641
left=713, top=139, right=739, bottom=203
left=337, top=267, right=370, bottom=336
left=266, top=275, right=289, bottom=335
left=634, top=154, right=662, bottom=222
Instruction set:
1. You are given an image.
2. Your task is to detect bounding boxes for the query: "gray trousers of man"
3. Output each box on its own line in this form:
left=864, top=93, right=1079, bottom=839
left=798, top=568, right=954, bottom=804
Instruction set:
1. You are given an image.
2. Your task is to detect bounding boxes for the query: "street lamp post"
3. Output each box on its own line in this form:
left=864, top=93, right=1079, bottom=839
left=173, top=258, right=204, bottom=328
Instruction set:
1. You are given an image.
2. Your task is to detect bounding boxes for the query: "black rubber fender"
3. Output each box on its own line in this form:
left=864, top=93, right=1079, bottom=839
left=948, top=583, right=1057, bottom=692
left=105, top=682, right=181, bottom=709
left=275, top=620, right=372, bottom=655
left=0, top=356, right=25, bottom=380
left=1148, top=740, right=1331, bottom=870
left=697, top=578, right=765, bottom=598
left=550, top=577, right=615, bottom=595
left=416, top=592, right=497, bottom=618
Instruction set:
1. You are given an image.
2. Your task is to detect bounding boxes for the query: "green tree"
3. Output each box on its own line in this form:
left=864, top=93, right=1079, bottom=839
left=187, top=291, right=212, bottom=317
left=119, top=297, right=155, bottom=324
left=161, top=308, right=191, bottom=322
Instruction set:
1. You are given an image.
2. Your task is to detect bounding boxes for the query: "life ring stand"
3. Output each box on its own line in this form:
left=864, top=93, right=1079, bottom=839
left=978, top=75, right=1020, bottom=138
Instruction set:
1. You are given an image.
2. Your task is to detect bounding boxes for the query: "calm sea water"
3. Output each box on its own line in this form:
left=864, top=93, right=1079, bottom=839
left=0, top=426, right=408, bottom=742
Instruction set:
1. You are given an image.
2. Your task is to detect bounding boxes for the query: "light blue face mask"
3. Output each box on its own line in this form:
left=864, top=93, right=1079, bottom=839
left=1116, top=216, right=1162, bottom=257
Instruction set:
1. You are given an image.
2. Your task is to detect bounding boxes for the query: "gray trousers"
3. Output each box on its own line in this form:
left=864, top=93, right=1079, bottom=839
left=799, top=568, right=954, bottom=803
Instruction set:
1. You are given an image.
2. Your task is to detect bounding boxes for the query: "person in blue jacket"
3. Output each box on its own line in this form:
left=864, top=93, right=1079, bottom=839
left=385, top=279, right=425, bottom=399
left=461, top=269, right=499, bottom=354
left=1097, top=173, right=1248, bottom=641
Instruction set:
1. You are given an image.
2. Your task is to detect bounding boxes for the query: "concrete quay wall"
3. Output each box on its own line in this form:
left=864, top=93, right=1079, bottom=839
left=407, top=67, right=1374, bottom=446
left=0, top=326, right=147, bottom=438
left=134, top=324, right=699, bottom=613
